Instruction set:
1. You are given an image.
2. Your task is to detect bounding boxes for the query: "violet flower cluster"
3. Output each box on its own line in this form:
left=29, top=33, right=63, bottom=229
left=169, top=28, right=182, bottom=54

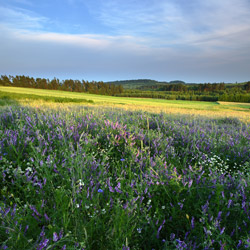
left=0, top=105, right=250, bottom=249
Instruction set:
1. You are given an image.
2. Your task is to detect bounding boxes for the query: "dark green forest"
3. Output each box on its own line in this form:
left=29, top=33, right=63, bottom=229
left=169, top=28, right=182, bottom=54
left=110, top=79, right=250, bottom=103
left=0, top=75, right=124, bottom=96
left=1, top=75, right=250, bottom=102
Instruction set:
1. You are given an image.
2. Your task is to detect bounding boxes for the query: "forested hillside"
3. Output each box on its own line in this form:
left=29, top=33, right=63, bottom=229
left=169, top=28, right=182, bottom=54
left=115, top=80, right=250, bottom=103
left=106, top=79, right=168, bottom=89
left=0, top=75, right=124, bottom=96
left=1, top=75, right=250, bottom=102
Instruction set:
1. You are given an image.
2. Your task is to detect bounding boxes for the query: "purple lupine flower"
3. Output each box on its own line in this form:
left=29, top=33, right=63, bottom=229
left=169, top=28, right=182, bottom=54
left=227, top=199, right=233, bottom=208
left=201, top=201, right=209, bottom=214
left=221, top=191, right=225, bottom=198
left=220, top=227, right=225, bottom=235
left=37, top=238, right=49, bottom=250
left=53, top=232, right=59, bottom=242
left=4, top=207, right=11, bottom=217
left=122, top=246, right=130, bottom=250
left=30, top=205, right=41, bottom=217
left=242, top=201, right=246, bottom=209
left=178, top=202, right=183, bottom=210
left=156, top=219, right=165, bottom=238
left=191, top=217, right=195, bottom=229
left=41, top=200, right=46, bottom=208
left=115, top=186, right=122, bottom=193
left=40, top=227, right=45, bottom=237
left=217, top=211, right=222, bottom=220
left=188, top=179, right=193, bottom=188
left=59, top=229, right=64, bottom=239
left=44, top=213, right=50, bottom=221
left=109, top=185, right=114, bottom=192
left=24, top=225, right=29, bottom=233
left=175, top=239, right=187, bottom=249
left=170, top=233, right=175, bottom=241
left=37, top=180, right=43, bottom=189
left=237, top=240, right=242, bottom=248
left=123, top=202, right=128, bottom=209
left=11, top=204, right=17, bottom=217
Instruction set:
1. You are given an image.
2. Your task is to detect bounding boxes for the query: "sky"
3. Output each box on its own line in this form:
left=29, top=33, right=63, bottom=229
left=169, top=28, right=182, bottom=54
left=0, top=0, right=250, bottom=83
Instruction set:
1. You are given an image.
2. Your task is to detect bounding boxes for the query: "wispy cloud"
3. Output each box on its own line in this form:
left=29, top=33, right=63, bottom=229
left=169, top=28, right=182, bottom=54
left=0, top=5, right=149, bottom=51
left=89, top=0, right=250, bottom=50
left=0, top=0, right=249, bottom=82
left=1, top=0, right=250, bottom=50
left=0, top=5, right=48, bottom=30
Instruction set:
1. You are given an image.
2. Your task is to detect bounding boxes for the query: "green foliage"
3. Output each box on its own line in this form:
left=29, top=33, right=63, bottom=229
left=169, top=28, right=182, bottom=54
left=1, top=105, right=250, bottom=249
left=106, top=79, right=167, bottom=89
left=0, top=90, right=94, bottom=104
left=1, top=75, right=250, bottom=102
left=0, top=95, right=19, bottom=106
left=114, top=80, right=250, bottom=103
left=0, top=75, right=124, bottom=96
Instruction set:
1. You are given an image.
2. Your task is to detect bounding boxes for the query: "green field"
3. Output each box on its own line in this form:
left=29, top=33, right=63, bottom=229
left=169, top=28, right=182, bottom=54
left=0, top=86, right=216, bottom=107
left=1, top=86, right=250, bottom=122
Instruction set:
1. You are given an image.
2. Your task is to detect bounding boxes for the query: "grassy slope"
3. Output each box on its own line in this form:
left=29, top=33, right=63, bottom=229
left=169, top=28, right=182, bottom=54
left=1, top=86, right=250, bottom=122
left=0, top=86, right=220, bottom=108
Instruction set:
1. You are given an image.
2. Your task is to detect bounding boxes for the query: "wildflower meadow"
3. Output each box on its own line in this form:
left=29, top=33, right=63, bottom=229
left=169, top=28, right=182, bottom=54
left=1, top=104, right=250, bottom=249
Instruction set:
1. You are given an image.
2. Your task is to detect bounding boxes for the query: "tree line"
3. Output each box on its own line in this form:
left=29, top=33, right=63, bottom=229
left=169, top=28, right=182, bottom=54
left=0, top=75, right=124, bottom=96
left=117, top=81, right=250, bottom=103
left=1, top=75, right=250, bottom=103
left=139, top=82, right=227, bottom=92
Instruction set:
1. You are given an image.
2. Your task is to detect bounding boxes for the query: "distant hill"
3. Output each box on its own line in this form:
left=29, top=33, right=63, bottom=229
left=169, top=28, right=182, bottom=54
left=105, top=79, right=170, bottom=89
left=105, top=79, right=250, bottom=93
left=169, top=80, right=186, bottom=84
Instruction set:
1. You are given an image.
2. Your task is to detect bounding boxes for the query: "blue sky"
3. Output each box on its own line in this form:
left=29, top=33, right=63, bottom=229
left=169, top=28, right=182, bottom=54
left=0, top=0, right=250, bottom=83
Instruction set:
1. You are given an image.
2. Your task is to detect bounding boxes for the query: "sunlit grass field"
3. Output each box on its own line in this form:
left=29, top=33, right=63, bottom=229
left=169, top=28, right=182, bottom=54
left=1, top=86, right=250, bottom=122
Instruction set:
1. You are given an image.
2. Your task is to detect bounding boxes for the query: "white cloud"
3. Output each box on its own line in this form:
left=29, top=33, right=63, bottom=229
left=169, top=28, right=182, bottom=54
left=0, top=1, right=250, bottom=82
left=1, top=0, right=250, bottom=51
left=0, top=5, right=48, bottom=30
left=88, top=0, right=250, bottom=50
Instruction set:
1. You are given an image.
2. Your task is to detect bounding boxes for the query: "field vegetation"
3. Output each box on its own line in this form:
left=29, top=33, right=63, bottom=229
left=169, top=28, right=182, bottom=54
left=0, top=89, right=250, bottom=249
left=110, top=79, right=250, bottom=103
left=1, top=86, right=250, bottom=122
left=0, top=90, right=93, bottom=106
left=1, top=75, right=250, bottom=103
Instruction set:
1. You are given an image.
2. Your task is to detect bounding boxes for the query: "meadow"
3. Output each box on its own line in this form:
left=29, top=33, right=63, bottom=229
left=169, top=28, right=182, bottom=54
left=1, top=86, right=250, bottom=122
left=1, top=88, right=250, bottom=249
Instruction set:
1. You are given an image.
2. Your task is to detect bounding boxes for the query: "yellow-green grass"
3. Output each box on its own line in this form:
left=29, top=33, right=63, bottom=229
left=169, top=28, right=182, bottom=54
left=1, top=86, right=250, bottom=122
left=0, top=86, right=216, bottom=108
